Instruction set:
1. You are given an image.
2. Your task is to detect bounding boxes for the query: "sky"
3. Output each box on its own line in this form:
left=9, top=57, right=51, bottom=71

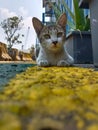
left=0, top=0, right=43, bottom=51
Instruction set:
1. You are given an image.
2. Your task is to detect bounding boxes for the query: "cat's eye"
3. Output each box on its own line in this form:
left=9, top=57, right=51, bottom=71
left=57, top=32, right=63, bottom=37
left=44, top=34, right=50, bottom=39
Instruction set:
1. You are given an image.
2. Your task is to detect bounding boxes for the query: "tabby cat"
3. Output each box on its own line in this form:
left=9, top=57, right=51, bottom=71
left=32, top=13, right=74, bottom=66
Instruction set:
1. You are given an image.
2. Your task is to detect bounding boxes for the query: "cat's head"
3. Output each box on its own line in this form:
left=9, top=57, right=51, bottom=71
left=32, top=13, right=67, bottom=52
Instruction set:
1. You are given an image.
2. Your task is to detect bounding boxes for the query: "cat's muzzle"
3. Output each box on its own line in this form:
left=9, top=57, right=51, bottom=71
left=52, top=41, right=58, bottom=46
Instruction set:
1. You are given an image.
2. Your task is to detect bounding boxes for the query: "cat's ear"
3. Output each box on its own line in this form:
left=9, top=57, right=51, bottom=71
left=32, top=17, right=44, bottom=36
left=57, top=13, right=67, bottom=28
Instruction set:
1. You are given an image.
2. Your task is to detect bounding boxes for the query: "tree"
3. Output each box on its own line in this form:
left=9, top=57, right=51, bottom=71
left=0, top=16, right=24, bottom=50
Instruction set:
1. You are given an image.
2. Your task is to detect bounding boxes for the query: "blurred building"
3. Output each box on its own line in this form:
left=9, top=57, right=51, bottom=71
left=42, top=0, right=73, bottom=25
left=42, top=0, right=89, bottom=28
left=42, top=0, right=57, bottom=25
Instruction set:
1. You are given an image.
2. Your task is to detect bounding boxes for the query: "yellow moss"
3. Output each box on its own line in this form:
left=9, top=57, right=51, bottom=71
left=0, top=112, right=21, bottom=130
left=87, top=125, right=98, bottom=130
left=0, top=66, right=98, bottom=129
left=85, top=112, right=98, bottom=120
left=76, top=117, right=85, bottom=129
left=27, top=117, right=65, bottom=130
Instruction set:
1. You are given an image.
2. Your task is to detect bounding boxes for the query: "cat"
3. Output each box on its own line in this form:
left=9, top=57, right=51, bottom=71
left=32, top=13, right=74, bottom=67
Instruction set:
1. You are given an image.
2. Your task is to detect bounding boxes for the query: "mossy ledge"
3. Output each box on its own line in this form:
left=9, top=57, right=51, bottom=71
left=0, top=66, right=98, bottom=130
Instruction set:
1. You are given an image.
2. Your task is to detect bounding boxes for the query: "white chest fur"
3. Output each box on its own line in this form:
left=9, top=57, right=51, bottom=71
left=36, top=44, right=74, bottom=66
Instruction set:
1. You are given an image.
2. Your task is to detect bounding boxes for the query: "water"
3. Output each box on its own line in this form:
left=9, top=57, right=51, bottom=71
left=0, top=63, right=36, bottom=89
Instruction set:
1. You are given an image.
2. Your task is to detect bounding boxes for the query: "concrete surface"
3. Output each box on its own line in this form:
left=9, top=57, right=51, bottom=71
left=0, top=62, right=35, bottom=89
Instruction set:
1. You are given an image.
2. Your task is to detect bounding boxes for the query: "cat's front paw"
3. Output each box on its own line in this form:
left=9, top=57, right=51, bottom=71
left=57, top=60, right=71, bottom=67
left=38, top=60, right=49, bottom=67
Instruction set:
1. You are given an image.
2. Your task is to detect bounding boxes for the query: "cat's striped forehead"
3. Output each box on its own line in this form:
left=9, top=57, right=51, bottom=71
left=42, top=25, right=64, bottom=34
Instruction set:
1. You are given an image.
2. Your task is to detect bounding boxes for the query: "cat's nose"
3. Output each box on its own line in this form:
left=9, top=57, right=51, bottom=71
left=52, top=41, right=58, bottom=45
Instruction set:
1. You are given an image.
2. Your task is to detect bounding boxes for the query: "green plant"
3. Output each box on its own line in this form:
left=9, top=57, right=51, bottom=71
left=0, top=16, right=24, bottom=50
left=50, top=0, right=90, bottom=32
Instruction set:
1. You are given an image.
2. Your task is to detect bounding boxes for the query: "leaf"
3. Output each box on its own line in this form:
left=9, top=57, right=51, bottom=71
left=50, top=0, right=90, bottom=31
left=62, top=0, right=75, bottom=22
left=67, top=20, right=75, bottom=30
left=73, top=0, right=85, bottom=30
left=84, top=16, right=90, bottom=31
left=50, top=2, right=61, bottom=20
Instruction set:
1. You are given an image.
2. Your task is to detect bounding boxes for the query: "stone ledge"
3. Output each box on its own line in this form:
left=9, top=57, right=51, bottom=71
left=0, top=66, right=98, bottom=130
